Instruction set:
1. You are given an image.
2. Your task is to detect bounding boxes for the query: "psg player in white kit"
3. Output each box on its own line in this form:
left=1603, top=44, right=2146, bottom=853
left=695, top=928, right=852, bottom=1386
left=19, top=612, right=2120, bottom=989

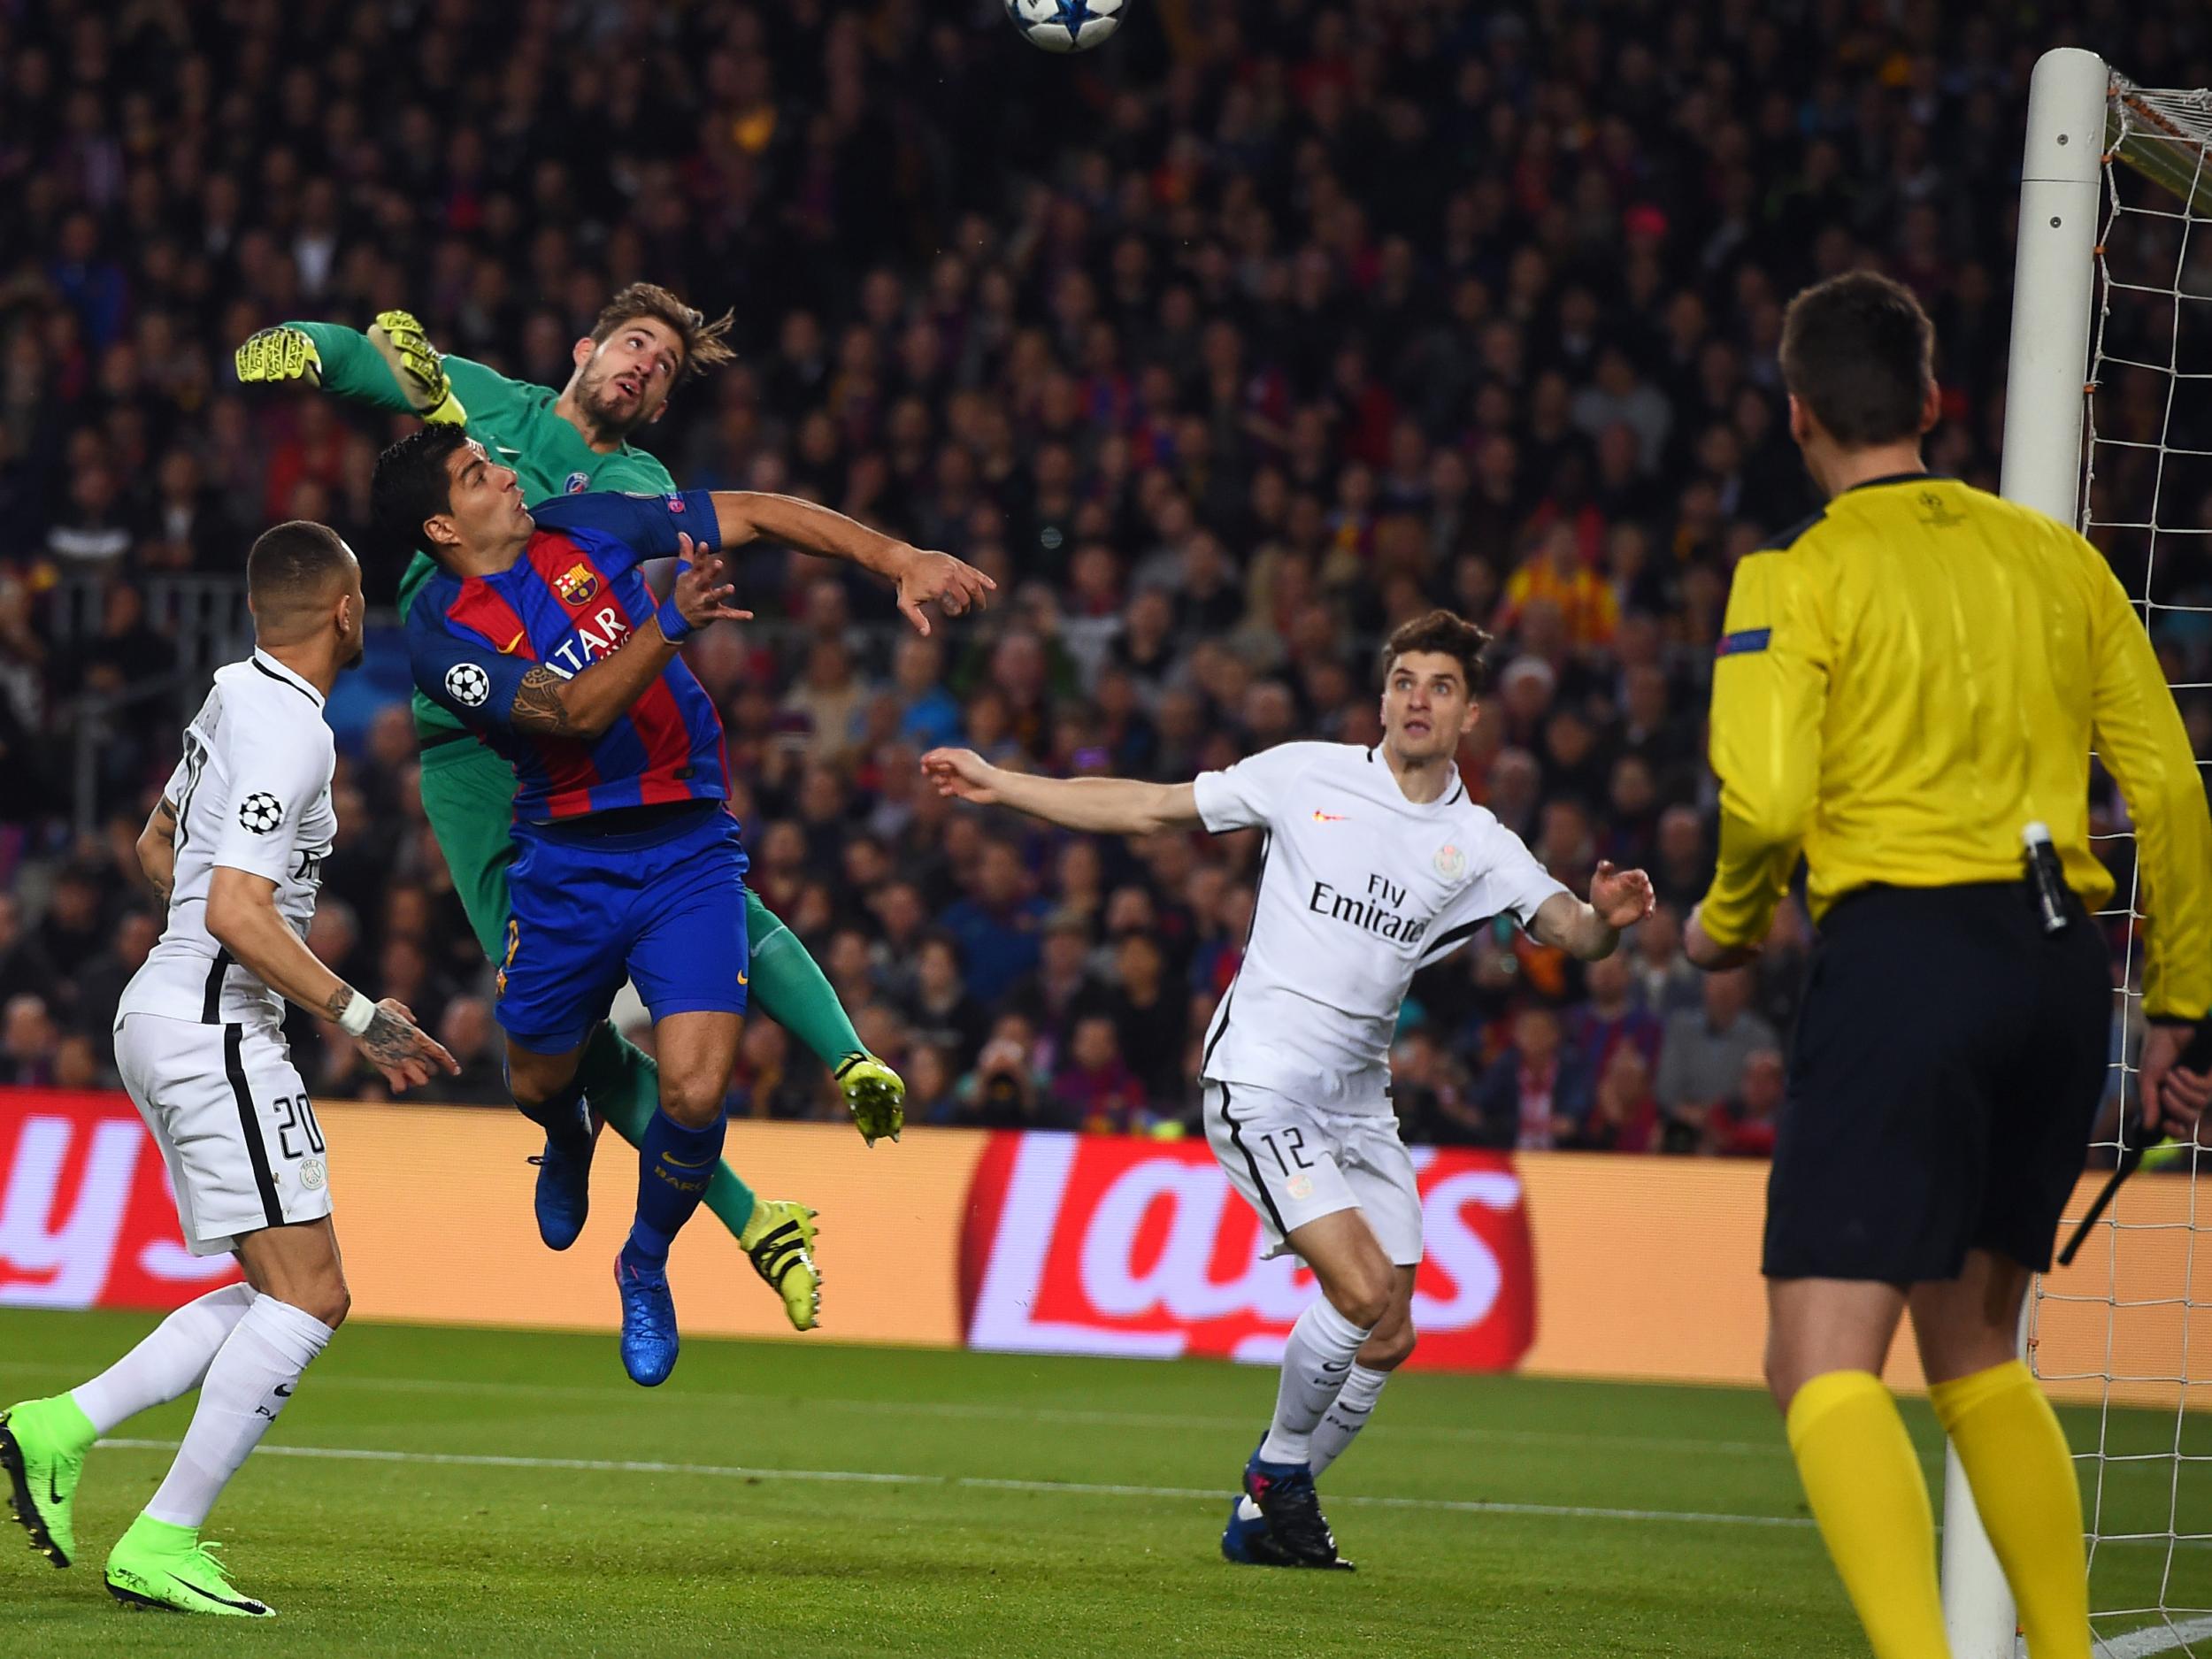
left=1, top=521, right=455, bottom=1617
left=923, top=610, right=1654, bottom=1569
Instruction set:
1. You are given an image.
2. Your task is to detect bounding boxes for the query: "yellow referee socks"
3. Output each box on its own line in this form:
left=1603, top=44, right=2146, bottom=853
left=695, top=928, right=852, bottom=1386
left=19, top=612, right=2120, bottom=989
left=1786, top=1370, right=1950, bottom=1659
left=1930, top=1360, right=2090, bottom=1659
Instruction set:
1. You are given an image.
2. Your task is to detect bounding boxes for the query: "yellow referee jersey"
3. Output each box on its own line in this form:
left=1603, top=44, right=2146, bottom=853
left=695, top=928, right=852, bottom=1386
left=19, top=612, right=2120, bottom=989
left=1699, top=472, right=2212, bottom=1022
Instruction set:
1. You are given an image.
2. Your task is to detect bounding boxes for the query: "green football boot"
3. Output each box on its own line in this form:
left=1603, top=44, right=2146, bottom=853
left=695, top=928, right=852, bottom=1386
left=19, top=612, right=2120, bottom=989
left=105, top=1515, right=273, bottom=1617
left=835, top=1052, right=905, bottom=1146
left=0, top=1394, right=95, bottom=1567
left=740, top=1199, right=822, bottom=1331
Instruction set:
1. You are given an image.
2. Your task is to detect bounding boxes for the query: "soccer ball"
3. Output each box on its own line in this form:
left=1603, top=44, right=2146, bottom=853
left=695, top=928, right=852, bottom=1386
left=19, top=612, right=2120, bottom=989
left=1004, top=0, right=1124, bottom=54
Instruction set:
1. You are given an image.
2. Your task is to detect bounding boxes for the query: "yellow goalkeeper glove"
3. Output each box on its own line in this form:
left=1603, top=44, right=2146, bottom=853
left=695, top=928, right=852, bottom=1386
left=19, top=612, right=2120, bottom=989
left=366, top=311, right=468, bottom=426
left=234, top=325, right=322, bottom=388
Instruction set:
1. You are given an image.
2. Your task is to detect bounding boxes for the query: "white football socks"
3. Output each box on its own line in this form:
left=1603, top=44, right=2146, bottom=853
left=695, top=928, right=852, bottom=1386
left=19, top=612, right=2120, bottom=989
left=71, top=1283, right=259, bottom=1435
left=1309, top=1363, right=1390, bottom=1476
left=144, top=1295, right=333, bottom=1530
left=1256, top=1297, right=1373, bottom=1466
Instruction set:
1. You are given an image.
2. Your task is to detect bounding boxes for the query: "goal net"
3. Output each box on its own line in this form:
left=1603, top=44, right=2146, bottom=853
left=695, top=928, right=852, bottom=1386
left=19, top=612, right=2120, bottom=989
left=1955, top=48, right=2212, bottom=1659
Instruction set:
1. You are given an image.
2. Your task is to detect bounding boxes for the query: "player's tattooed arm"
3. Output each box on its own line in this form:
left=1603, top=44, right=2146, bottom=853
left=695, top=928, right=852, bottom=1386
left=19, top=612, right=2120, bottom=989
left=509, top=667, right=581, bottom=737
left=499, top=550, right=749, bottom=741
left=136, top=796, right=180, bottom=902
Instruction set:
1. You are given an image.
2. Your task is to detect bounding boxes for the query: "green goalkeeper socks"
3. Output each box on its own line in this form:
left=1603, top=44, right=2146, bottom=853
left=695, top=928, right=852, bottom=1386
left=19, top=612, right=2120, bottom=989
left=744, top=893, right=867, bottom=1070
left=574, top=1024, right=756, bottom=1238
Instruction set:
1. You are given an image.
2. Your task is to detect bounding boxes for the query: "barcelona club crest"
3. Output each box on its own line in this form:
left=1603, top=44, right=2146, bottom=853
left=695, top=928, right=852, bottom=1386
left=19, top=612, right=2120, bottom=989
left=555, top=562, right=600, bottom=608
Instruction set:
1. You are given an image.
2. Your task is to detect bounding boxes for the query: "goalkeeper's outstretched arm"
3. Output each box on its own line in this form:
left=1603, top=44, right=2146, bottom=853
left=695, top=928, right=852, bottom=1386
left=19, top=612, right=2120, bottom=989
left=921, top=748, right=1200, bottom=836
left=237, top=313, right=467, bottom=424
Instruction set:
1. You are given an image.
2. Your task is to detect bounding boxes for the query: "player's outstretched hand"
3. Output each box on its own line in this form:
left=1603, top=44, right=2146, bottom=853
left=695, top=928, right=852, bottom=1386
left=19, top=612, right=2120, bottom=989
left=919, top=747, right=1001, bottom=804
left=892, top=549, right=996, bottom=636
left=1589, top=861, right=1655, bottom=930
left=358, top=997, right=460, bottom=1094
left=670, top=536, right=754, bottom=632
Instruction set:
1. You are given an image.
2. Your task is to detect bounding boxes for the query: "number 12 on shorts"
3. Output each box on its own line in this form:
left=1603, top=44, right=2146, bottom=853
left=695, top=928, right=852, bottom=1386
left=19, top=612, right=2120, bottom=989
left=1261, top=1127, right=1315, bottom=1176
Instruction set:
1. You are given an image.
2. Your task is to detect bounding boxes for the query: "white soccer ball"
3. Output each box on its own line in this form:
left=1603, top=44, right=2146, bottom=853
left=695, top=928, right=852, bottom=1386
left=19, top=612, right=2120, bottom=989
left=1004, top=0, right=1124, bottom=54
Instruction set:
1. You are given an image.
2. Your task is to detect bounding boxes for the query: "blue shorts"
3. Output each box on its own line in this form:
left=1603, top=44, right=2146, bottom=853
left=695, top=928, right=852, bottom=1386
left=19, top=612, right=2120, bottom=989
left=498, top=803, right=751, bottom=1055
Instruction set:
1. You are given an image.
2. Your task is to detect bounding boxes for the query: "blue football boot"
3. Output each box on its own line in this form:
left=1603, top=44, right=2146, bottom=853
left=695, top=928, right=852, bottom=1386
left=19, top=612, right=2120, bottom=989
left=526, top=1107, right=602, bottom=1251
left=614, top=1247, right=680, bottom=1386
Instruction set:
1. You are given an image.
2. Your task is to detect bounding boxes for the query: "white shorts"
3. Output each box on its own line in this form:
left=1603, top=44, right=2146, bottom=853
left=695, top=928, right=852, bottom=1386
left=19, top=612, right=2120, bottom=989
left=1202, top=1079, right=1423, bottom=1266
left=114, top=1013, right=334, bottom=1256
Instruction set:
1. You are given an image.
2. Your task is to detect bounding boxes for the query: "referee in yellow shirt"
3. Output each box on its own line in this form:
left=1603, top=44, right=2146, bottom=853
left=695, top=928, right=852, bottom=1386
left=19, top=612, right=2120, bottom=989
left=1684, top=271, right=2212, bottom=1659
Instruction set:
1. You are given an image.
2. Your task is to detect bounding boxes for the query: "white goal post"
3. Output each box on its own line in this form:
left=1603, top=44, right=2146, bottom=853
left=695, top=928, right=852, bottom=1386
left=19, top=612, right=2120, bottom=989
left=1951, top=45, right=2212, bottom=1659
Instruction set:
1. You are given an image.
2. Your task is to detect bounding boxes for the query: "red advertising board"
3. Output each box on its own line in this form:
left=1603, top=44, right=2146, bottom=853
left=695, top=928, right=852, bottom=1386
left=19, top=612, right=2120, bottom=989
left=958, top=1132, right=1536, bottom=1371
left=0, top=1088, right=241, bottom=1312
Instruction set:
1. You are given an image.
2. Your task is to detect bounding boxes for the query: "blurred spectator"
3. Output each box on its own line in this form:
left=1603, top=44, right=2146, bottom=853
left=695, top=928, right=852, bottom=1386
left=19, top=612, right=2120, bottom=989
left=1472, top=1006, right=1594, bottom=1150
left=1565, top=951, right=1663, bottom=1080
left=2, top=994, right=58, bottom=1087
left=956, top=1018, right=1049, bottom=1130
left=0, top=895, right=58, bottom=1009
left=1572, top=1045, right=1663, bottom=1154
left=940, top=841, right=1048, bottom=1002
left=1625, top=905, right=1703, bottom=1020
left=1050, top=1013, right=1151, bottom=1136
left=1705, top=1048, right=1786, bottom=1158
left=434, top=997, right=511, bottom=1106
left=1655, top=970, right=1781, bottom=1130
left=902, top=933, right=989, bottom=1071
left=71, top=909, right=158, bottom=1072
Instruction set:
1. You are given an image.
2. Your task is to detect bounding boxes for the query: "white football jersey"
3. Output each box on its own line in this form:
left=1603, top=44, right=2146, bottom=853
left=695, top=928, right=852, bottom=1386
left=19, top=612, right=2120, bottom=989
left=118, top=650, right=338, bottom=1030
left=1194, top=741, right=1566, bottom=1112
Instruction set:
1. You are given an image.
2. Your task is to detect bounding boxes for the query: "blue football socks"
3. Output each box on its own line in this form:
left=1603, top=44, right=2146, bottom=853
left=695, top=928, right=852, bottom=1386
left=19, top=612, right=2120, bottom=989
left=626, top=1108, right=726, bottom=1263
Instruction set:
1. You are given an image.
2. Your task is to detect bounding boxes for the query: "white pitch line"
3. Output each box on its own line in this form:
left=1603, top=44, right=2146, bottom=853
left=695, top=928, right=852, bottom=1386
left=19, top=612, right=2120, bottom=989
left=2, top=1359, right=1787, bottom=1457
left=2092, top=1614, right=2212, bottom=1657
left=96, top=1437, right=1816, bottom=1531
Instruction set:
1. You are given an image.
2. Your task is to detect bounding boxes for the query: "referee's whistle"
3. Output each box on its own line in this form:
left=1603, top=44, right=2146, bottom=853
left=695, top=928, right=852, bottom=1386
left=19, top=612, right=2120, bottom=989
left=2023, top=821, right=2070, bottom=935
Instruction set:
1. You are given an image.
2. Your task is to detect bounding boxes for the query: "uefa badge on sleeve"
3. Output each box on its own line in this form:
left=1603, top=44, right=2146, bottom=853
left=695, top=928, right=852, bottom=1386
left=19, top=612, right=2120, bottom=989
left=445, top=664, right=491, bottom=707
left=238, top=793, right=283, bottom=834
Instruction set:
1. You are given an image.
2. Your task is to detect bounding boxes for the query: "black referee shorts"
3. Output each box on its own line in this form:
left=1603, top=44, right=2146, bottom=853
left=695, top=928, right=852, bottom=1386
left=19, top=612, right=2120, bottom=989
left=1763, top=882, right=2111, bottom=1285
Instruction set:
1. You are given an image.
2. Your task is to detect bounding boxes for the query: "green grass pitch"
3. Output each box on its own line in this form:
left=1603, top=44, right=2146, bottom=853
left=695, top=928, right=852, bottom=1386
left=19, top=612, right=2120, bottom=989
left=1, top=1309, right=2199, bottom=1656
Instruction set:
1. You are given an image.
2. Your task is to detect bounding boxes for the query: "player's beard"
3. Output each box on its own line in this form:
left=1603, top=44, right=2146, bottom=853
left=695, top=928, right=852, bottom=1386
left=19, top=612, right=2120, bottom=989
left=577, top=364, right=653, bottom=444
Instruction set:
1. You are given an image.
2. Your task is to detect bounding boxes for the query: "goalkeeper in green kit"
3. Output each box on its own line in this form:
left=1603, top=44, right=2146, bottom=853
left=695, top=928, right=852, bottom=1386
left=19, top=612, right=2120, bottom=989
left=237, top=287, right=910, bottom=1330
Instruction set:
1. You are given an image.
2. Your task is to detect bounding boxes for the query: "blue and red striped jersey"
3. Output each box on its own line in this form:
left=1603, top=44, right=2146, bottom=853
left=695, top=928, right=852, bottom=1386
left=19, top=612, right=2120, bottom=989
left=405, top=489, right=732, bottom=823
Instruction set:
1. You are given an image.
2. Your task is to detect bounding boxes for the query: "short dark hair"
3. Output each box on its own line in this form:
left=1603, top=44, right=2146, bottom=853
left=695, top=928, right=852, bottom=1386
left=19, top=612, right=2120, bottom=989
left=246, top=520, right=354, bottom=627
left=592, top=282, right=735, bottom=385
left=1380, top=609, right=1493, bottom=695
left=1778, top=272, right=1936, bottom=447
left=372, top=425, right=472, bottom=562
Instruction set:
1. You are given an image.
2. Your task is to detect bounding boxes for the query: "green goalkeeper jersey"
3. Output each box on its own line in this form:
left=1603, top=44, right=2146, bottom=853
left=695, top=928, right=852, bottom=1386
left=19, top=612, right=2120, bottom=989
left=286, top=321, right=677, bottom=742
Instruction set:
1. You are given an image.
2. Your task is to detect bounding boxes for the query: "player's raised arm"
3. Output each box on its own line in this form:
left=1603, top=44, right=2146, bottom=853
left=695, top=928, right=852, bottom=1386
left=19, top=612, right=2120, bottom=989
left=921, top=748, right=1201, bottom=835
left=411, top=533, right=749, bottom=743
left=708, top=492, right=995, bottom=635
left=236, top=311, right=469, bottom=425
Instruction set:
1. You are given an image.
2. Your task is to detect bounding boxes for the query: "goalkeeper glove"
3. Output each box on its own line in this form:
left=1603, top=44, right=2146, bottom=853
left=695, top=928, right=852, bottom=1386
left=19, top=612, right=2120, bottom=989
left=235, top=326, right=322, bottom=388
left=367, top=311, right=468, bottom=426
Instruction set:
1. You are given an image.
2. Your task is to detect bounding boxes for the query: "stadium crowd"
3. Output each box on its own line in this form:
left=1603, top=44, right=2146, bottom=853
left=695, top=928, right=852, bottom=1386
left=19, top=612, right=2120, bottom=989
left=1, top=0, right=2208, bottom=1149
